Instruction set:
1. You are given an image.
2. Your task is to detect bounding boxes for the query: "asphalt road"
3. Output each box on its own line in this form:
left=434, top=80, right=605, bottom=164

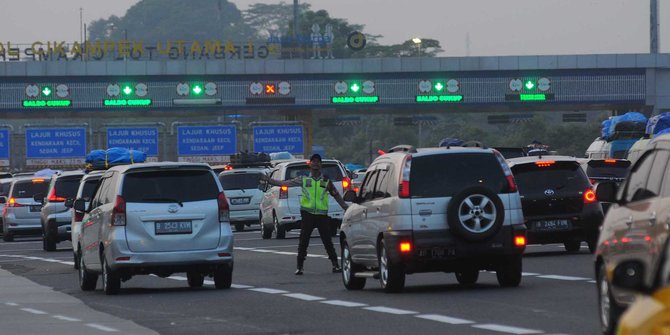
left=0, top=228, right=600, bottom=335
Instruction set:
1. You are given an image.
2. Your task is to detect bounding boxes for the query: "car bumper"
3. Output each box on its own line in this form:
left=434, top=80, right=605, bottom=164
left=525, top=212, right=603, bottom=244
left=230, top=209, right=260, bottom=222
left=385, top=224, right=527, bottom=273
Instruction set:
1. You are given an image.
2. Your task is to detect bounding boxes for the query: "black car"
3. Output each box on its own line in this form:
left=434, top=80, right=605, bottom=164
left=581, top=159, right=631, bottom=213
left=507, top=156, right=604, bottom=253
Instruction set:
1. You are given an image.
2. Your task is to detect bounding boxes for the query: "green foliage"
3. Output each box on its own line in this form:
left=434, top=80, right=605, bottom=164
left=243, top=1, right=311, bottom=39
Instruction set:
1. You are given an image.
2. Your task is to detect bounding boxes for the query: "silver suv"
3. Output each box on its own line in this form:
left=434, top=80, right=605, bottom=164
left=69, top=170, right=105, bottom=269
left=219, top=168, right=267, bottom=232
left=340, top=146, right=527, bottom=292
left=39, top=170, right=84, bottom=251
left=75, top=162, right=234, bottom=295
left=2, top=176, right=51, bottom=241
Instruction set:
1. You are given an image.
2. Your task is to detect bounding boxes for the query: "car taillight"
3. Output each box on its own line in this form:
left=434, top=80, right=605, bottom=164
left=47, top=187, right=66, bottom=202
left=514, top=235, right=526, bottom=247
left=342, top=177, right=351, bottom=191
left=584, top=188, right=597, bottom=204
left=111, top=196, right=126, bottom=226
left=535, top=160, right=556, bottom=167
left=398, top=155, right=412, bottom=198
left=7, top=197, right=23, bottom=207
left=218, top=192, right=230, bottom=223
left=506, top=175, right=517, bottom=193
left=493, top=150, right=517, bottom=193
left=399, top=241, right=412, bottom=253
left=279, top=185, right=289, bottom=199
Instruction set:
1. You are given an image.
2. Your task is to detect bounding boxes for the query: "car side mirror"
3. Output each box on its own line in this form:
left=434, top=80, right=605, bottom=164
left=0, top=196, right=6, bottom=204
left=64, top=198, right=74, bottom=208
left=595, top=182, right=619, bottom=204
left=343, top=190, right=358, bottom=203
left=612, top=260, right=648, bottom=293
left=351, top=173, right=359, bottom=179
left=73, top=198, right=87, bottom=212
left=33, top=193, right=44, bottom=203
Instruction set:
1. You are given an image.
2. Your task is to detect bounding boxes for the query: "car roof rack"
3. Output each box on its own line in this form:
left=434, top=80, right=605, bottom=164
left=388, top=145, right=417, bottom=153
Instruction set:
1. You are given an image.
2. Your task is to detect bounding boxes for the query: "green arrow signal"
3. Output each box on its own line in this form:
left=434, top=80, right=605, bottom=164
left=434, top=82, right=444, bottom=91
left=525, top=80, right=535, bottom=90
left=192, top=85, right=202, bottom=95
left=41, top=87, right=52, bottom=96
left=123, top=86, right=133, bottom=95
left=350, top=83, right=360, bottom=93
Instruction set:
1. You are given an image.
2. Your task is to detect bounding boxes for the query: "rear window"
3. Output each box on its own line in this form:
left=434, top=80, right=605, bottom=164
left=285, top=164, right=344, bottom=181
left=220, top=173, right=261, bottom=190
left=12, top=179, right=49, bottom=198
left=53, top=176, right=83, bottom=198
left=410, top=153, right=507, bottom=198
left=512, top=162, right=589, bottom=193
left=81, top=178, right=101, bottom=201
left=586, top=160, right=631, bottom=179
left=0, top=181, right=11, bottom=196
left=494, top=148, right=526, bottom=159
left=122, top=170, right=219, bottom=203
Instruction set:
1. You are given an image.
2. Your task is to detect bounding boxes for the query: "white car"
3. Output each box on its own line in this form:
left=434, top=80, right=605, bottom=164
left=259, top=159, right=351, bottom=239
left=218, top=167, right=268, bottom=232
left=69, top=170, right=105, bottom=269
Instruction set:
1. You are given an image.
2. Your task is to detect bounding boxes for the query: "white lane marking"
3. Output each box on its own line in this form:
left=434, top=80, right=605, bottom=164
left=416, top=314, right=474, bottom=325
left=472, top=324, right=543, bottom=334
left=364, top=306, right=418, bottom=315
left=283, top=293, right=324, bottom=301
left=249, top=288, right=289, bottom=294
left=21, top=308, right=48, bottom=315
left=251, top=249, right=274, bottom=253
left=204, top=280, right=215, bottom=285
left=231, top=284, right=254, bottom=289
left=537, top=275, right=591, bottom=281
left=320, top=300, right=368, bottom=308
left=274, top=251, right=298, bottom=255
left=522, top=272, right=540, bottom=276
left=233, top=247, right=255, bottom=250
left=587, top=280, right=596, bottom=284
left=306, top=254, right=328, bottom=258
left=52, top=315, right=81, bottom=322
left=86, top=323, right=119, bottom=332
left=5, top=302, right=18, bottom=306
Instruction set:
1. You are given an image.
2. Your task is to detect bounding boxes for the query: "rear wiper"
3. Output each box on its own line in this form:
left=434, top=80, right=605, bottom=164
left=141, top=198, right=183, bottom=207
left=238, top=188, right=246, bottom=193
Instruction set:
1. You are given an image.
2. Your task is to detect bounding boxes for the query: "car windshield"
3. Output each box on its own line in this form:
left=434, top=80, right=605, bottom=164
left=285, top=164, right=344, bottom=181
left=220, top=173, right=261, bottom=190
left=123, top=170, right=219, bottom=203
left=12, top=179, right=49, bottom=198
left=512, top=162, right=589, bottom=193
left=410, top=153, right=507, bottom=198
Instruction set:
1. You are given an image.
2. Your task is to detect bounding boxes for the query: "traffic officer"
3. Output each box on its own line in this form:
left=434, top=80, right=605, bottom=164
left=260, top=154, right=348, bottom=275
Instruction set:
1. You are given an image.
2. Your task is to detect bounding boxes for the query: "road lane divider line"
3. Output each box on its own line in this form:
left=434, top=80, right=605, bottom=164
left=472, top=323, right=543, bottom=334
left=537, top=275, right=591, bottom=281
left=52, top=315, right=82, bottom=322
left=363, top=306, right=418, bottom=315
left=231, top=284, right=254, bottom=289
left=21, top=308, right=48, bottom=315
left=283, top=293, right=325, bottom=301
left=86, top=323, right=120, bottom=332
left=5, top=302, right=18, bottom=306
left=249, top=288, right=289, bottom=294
left=320, top=300, right=368, bottom=308
left=415, top=314, right=474, bottom=325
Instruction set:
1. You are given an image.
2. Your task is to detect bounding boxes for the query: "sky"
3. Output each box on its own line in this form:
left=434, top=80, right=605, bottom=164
left=0, top=0, right=668, bottom=56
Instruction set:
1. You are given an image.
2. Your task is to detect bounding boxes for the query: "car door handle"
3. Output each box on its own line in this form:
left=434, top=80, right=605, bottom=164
left=649, top=211, right=657, bottom=225
left=625, top=216, right=633, bottom=228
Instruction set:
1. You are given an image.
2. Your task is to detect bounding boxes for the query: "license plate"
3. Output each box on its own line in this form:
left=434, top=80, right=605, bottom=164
left=230, top=197, right=251, bottom=205
left=534, top=220, right=571, bottom=231
left=155, top=221, right=192, bottom=235
left=29, top=205, right=41, bottom=212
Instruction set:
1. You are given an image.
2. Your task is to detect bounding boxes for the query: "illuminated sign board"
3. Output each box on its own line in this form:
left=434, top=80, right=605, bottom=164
left=0, top=129, right=9, bottom=167
left=331, top=96, right=379, bottom=104
left=107, top=127, right=159, bottom=158
left=253, top=126, right=304, bottom=154
left=103, top=99, right=152, bottom=107
left=25, top=127, right=86, bottom=166
left=415, top=95, right=464, bottom=103
left=505, top=94, right=555, bottom=102
left=22, top=100, right=72, bottom=108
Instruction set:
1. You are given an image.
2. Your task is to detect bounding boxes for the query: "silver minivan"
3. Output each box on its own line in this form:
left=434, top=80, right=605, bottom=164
left=2, top=176, right=51, bottom=241
left=75, top=162, right=234, bottom=295
left=219, top=168, right=267, bottom=232
left=69, top=170, right=105, bottom=269
left=39, top=170, right=84, bottom=251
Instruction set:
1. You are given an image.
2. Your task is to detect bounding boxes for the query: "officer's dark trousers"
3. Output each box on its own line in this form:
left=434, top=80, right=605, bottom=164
left=297, top=210, right=338, bottom=269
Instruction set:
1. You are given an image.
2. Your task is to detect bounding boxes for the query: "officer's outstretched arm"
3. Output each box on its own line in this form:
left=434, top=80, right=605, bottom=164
left=328, top=181, right=349, bottom=210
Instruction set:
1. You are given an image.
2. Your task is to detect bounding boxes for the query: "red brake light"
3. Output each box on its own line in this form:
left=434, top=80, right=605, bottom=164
left=279, top=185, right=289, bottom=199
left=535, top=161, right=555, bottom=167
left=514, top=235, right=526, bottom=247
left=377, top=149, right=386, bottom=155
left=342, top=177, right=351, bottom=190
left=604, top=159, right=617, bottom=164
left=398, top=155, right=412, bottom=198
left=47, top=187, right=66, bottom=202
left=7, top=197, right=23, bottom=207
left=506, top=175, right=517, bottom=193
left=31, top=179, right=45, bottom=183
left=218, top=192, right=230, bottom=223
left=111, top=196, right=126, bottom=226
left=224, top=165, right=233, bottom=171
left=399, top=242, right=412, bottom=253
left=584, top=189, right=597, bottom=204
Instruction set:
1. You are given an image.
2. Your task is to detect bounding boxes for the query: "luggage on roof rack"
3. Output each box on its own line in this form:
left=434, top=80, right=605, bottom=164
left=85, top=147, right=147, bottom=170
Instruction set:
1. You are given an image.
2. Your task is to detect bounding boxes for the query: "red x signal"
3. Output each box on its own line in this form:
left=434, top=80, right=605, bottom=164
left=265, top=84, right=276, bottom=94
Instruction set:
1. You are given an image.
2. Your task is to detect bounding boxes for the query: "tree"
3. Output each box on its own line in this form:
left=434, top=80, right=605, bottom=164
left=363, top=38, right=444, bottom=58
left=87, top=0, right=254, bottom=42
left=243, top=2, right=311, bottom=39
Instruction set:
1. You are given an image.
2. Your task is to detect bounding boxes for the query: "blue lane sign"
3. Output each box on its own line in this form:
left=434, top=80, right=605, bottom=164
left=0, top=129, right=9, bottom=166
left=253, top=125, right=304, bottom=154
left=177, top=126, right=237, bottom=156
left=26, top=128, right=87, bottom=165
left=107, top=127, right=159, bottom=157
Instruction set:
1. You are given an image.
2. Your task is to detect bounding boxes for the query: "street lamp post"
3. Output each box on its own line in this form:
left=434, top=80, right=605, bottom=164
left=412, top=37, right=422, bottom=56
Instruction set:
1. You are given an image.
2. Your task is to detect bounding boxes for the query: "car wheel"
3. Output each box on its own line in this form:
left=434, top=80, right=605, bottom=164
left=101, top=255, right=121, bottom=295
left=43, top=229, right=57, bottom=252
left=587, top=234, right=598, bottom=254
left=342, top=240, right=365, bottom=290
left=598, top=262, right=623, bottom=335
left=213, top=264, right=232, bottom=289
left=187, top=272, right=205, bottom=288
left=496, top=255, right=522, bottom=287
left=78, top=251, right=98, bottom=291
left=234, top=223, right=245, bottom=232
left=455, top=268, right=479, bottom=286
left=273, top=215, right=285, bottom=239
left=447, top=187, right=504, bottom=242
left=564, top=241, right=581, bottom=253
left=378, top=239, right=405, bottom=293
